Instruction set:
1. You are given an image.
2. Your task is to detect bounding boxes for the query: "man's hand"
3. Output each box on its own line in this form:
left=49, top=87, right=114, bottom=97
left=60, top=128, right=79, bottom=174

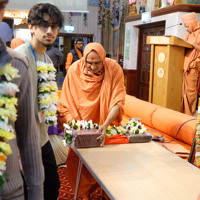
left=96, top=124, right=107, bottom=147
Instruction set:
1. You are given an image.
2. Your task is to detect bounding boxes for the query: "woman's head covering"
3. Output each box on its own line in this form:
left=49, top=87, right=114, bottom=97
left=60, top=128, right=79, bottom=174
left=83, top=42, right=106, bottom=66
left=11, top=38, right=25, bottom=49
left=182, top=12, right=197, bottom=24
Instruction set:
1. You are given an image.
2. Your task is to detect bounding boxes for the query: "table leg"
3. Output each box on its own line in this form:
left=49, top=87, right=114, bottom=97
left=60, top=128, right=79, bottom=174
left=74, top=159, right=83, bottom=200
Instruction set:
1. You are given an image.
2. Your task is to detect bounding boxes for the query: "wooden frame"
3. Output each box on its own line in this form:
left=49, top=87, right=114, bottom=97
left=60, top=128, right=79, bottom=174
left=112, top=29, right=119, bottom=62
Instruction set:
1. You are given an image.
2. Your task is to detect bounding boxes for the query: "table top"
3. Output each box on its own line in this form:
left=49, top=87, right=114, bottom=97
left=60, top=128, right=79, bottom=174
left=72, top=142, right=200, bottom=200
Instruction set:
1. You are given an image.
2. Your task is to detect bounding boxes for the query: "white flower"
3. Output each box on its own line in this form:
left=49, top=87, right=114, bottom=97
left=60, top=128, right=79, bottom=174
left=64, top=123, right=71, bottom=130
left=65, top=129, right=73, bottom=135
left=48, top=72, right=56, bottom=81
left=110, top=128, right=117, bottom=135
left=44, top=116, right=57, bottom=122
left=39, top=102, right=51, bottom=109
left=0, top=116, right=8, bottom=124
left=0, top=82, right=19, bottom=96
left=87, top=120, right=93, bottom=129
left=130, top=126, right=137, bottom=134
left=38, top=72, right=48, bottom=81
left=0, top=120, right=14, bottom=133
left=43, top=105, right=57, bottom=115
left=135, top=122, right=142, bottom=128
left=38, top=93, right=51, bottom=100
left=40, top=82, right=50, bottom=88
left=37, top=61, right=46, bottom=67
left=126, top=124, right=133, bottom=131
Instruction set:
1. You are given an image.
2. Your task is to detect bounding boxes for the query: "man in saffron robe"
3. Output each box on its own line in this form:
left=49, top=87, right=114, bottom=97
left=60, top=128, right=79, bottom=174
left=58, top=42, right=126, bottom=199
left=182, top=12, right=200, bottom=116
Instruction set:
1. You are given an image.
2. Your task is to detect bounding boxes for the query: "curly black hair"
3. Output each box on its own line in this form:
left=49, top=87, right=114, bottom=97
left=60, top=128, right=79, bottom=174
left=28, top=3, right=64, bottom=28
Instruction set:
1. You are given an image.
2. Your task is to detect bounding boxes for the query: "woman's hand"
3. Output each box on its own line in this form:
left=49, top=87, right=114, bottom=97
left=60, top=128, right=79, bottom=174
left=96, top=124, right=107, bottom=147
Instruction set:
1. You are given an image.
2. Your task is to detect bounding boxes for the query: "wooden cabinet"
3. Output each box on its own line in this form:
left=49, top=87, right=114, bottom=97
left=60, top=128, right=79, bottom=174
left=147, top=36, right=192, bottom=112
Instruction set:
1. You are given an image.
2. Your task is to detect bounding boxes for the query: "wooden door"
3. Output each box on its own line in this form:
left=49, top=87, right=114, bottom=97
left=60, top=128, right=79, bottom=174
left=137, top=22, right=165, bottom=101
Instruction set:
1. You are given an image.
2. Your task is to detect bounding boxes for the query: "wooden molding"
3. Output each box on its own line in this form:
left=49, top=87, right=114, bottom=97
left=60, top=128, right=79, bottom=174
left=125, top=4, right=200, bottom=23
left=58, top=33, right=94, bottom=38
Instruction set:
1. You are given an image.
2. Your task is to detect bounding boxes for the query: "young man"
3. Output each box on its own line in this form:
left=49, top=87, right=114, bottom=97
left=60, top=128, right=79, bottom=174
left=0, top=0, right=44, bottom=199
left=65, top=37, right=83, bottom=70
left=16, top=3, right=64, bottom=199
left=181, top=12, right=200, bottom=116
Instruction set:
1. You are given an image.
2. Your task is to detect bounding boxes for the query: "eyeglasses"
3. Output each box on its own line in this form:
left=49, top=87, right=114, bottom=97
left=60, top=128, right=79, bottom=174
left=76, top=42, right=83, bottom=46
left=39, top=21, right=58, bottom=31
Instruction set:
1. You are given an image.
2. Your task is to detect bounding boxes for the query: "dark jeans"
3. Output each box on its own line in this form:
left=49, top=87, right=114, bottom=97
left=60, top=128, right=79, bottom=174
left=42, top=141, right=60, bottom=200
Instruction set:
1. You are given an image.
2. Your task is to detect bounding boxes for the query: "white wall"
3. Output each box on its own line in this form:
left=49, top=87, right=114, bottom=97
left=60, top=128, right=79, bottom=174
left=60, top=6, right=101, bottom=43
left=123, top=12, right=200, bottom=69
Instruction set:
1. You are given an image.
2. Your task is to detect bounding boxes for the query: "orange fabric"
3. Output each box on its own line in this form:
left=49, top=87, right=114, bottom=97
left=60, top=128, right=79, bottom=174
left=182, top=12, right=197, bottom=24
left=104, top=134, right=129, bottom=144
left=182, top=68, right=200, bottom=116
left=57, top=90, right=61, bottom=99
left=66, top=148, right=97, bottom=197
left=65, top=48, right=83, bottom=70
left=152, top=107, right=196, bottom=146
left=123, top=95, right=160, bottom=127
left=10, top=38, right=25, bottom=49
left=183, top=23, right=200, bottom=72
left=59, top=42, right=126, bottom=198
left=182, top=21, right=200, bottom=115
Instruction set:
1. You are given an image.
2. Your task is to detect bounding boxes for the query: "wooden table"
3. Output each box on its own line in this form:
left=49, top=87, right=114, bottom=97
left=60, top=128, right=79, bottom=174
left=72, top=142, right=200, bottom=200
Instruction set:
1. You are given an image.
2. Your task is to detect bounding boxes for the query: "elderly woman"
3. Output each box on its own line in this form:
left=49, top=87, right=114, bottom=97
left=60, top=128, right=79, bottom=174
left=58, top=42, right=126, bottom=199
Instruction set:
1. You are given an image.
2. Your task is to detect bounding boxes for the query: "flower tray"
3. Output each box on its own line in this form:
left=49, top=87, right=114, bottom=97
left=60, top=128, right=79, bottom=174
left=126, top=132, right=152, bottom=143
left=73, top=129, right=102, bottom=148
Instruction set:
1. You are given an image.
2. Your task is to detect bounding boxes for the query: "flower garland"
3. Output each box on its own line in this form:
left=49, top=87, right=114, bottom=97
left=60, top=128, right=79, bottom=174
left=64, top=119, right=146, bottom=144
left=0, top=63, right=20, bottom=189
left=36, top=61, right=58, bottom=126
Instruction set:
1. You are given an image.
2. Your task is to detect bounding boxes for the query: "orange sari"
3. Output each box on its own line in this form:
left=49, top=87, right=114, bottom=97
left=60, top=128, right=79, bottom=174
left=58, top=43, right=126, bottom=197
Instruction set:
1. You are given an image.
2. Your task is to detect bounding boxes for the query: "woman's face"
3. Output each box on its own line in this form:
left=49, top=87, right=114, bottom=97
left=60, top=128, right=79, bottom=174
left=86, top=51, right=103, bottom=74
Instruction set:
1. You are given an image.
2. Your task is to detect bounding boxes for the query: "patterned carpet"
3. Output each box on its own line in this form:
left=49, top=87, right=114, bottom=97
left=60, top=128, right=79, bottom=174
left=57, top=166, right=102, bottom=200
